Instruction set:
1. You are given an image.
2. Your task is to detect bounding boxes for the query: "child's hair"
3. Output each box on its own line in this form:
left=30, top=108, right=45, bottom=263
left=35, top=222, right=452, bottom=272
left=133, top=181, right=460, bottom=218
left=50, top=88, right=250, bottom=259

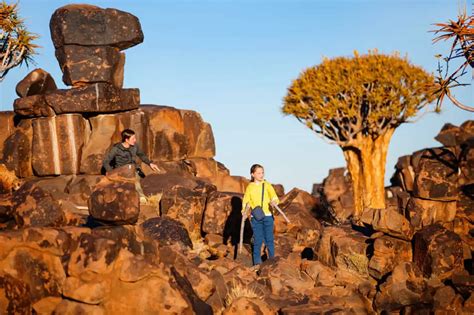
left=121, top=129, right=135, bottom=142
left=250, top=164, right=264, bottom=182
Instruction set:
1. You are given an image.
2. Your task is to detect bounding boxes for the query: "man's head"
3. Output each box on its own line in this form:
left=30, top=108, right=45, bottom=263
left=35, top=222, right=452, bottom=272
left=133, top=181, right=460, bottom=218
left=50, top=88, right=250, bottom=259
left=121, top=129, right=137, bottom=146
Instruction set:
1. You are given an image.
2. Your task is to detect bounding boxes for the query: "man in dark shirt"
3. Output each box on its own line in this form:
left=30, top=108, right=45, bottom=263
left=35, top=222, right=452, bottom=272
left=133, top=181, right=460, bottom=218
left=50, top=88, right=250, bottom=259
left=103, top=129, right=161, bottom=203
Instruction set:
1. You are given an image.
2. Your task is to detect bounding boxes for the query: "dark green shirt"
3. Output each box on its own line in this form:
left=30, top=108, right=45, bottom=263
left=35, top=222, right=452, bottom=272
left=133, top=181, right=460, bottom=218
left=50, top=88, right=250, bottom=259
left=102, top=143, right=152, bottom=172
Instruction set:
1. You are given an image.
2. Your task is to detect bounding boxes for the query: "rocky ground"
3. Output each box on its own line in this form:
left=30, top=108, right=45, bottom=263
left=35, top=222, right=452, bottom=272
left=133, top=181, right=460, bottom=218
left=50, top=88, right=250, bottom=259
left=0, top=3, right=472, bottom=314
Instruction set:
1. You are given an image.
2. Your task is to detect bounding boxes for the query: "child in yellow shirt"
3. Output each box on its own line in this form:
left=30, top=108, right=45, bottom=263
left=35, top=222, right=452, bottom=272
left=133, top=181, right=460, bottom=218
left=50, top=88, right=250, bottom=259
left=242, top=164, right=280, bottom=265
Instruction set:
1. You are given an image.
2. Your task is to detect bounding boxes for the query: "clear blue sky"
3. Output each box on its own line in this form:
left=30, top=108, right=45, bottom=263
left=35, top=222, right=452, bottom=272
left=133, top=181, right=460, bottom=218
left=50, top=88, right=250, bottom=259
left=0, top=0, right=472, bottom=192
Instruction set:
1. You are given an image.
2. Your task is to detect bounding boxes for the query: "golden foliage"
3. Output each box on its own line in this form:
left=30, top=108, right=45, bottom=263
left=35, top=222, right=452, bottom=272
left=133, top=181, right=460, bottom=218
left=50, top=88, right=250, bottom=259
left=0, top=1, right=39, bottom=81
left=282, top=50, right=435, bottom=146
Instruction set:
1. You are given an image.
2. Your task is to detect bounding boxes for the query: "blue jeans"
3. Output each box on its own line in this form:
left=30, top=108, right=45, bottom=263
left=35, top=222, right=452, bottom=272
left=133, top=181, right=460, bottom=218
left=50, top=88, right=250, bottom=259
left=251, top=216, right=275, bottom=265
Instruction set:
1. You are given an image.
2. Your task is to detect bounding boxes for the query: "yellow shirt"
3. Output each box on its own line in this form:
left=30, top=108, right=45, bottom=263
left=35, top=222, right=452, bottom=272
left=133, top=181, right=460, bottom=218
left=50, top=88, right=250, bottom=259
left=242, top=180, right=280, bottom=216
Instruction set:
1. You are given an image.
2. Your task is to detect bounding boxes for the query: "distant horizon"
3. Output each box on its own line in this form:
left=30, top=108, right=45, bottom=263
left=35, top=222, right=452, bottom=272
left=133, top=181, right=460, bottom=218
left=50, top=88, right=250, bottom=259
left=0, top=0, right=472, bottom=192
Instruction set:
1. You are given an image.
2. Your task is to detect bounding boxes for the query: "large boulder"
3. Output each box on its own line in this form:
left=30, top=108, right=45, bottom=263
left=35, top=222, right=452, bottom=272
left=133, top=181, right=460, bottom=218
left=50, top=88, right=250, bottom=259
left=50, top=4, right=144, bottom=50
left=413, top=224, right=464, bottom=280
left=14, top=83, right=139, bottom=117
left=140, top=217, right=193, bottom=249
left=316, top=225, right=370, bottom=277
left=56, top=45, right=125, bottom=87
left=412, top=148, right=459, bottom=201
left=202, top=191, right=243, bottom=236
left=406, top=197, right=457, bottom=230
left=362, top=208, right=414, bottom=241
left=88, top=166, right=139, bottom=225
left=12, top=181, right=65, bottom=227
left=1, top=119, right=33, bottom=178
left=368, top=235, right=412, bottom=279
left=317, top=168, right=354, bottom=223
left=374, top=262, right=430, bottom=312
left=15, top=68, right=57, bottom=98
left=31, top=114, right=89, bottom=175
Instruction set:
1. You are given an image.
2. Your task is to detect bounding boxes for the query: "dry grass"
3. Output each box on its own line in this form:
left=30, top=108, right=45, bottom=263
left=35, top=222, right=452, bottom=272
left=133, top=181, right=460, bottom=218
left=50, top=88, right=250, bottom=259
left=225, top=280, right=262, bottom=307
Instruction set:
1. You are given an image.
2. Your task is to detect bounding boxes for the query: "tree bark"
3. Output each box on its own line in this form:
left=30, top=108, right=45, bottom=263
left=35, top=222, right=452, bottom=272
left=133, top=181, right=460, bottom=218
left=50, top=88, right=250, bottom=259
left=342, top=129, right=395, bottom=222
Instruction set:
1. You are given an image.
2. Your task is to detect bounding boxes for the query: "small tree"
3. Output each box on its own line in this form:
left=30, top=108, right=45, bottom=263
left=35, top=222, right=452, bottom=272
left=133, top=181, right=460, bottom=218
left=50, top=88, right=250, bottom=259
left=0, top=1, right=38, bottom=82
left=282, top=51, right=435, bottom=222
left=431, top=8, right=473, bottom=112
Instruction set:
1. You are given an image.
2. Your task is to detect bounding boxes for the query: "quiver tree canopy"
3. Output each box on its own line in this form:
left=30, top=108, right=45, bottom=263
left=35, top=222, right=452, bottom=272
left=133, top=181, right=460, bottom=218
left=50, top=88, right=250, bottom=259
left=283, top=51, right=435, bottom=222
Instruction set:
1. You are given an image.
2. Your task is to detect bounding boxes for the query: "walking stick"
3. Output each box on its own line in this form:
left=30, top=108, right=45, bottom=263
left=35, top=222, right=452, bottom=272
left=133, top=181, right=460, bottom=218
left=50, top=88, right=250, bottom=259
left=239, top=205, right=250, bottom=254
left=273, top=204, right=291, bottom=223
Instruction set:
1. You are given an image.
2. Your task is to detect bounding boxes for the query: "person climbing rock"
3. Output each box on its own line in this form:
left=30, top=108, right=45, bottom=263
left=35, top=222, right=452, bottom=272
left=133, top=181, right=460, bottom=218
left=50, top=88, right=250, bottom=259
left=102, top=128, right=161, bottom=203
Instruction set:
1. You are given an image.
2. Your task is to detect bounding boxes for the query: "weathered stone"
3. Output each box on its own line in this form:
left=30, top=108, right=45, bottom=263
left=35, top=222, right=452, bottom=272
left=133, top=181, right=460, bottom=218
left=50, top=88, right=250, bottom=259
left=54, top=300, right=105, bottom=314
left=187, top=158, right=229, bottom=178
left=46, top=83, right=139, bottom=114
left=67, top=232, right=121, bottom=277
left=79, top=109, right=147, bottom=174
left=63, top=276, right=109, bottom=304
left=13, top=94, right=55, bottom=117
left=316, top=225, right=370, bottom=277
left=0, top=273, right=32, bottom=314
left=12, top=181, right=65, bottom=227
left=368, top=235, right=412, bottom=279
left=223, top=297, right=274, bottom=315
left=180, top=109, right=215, bottom=158
left=31, top=114, right=89, bottom=175
left=202, top=191, right=243, bottom=236
left=391, top=155, right=415, bottom=192
left=56, top=45, right=124, bottom=87
left=88, top=173, right=139, bottom=225
left=1, top=119, right=33, bottom=178
left=170, top=267, right=213, bottom=315
left=374, top=262, right=429, bottom=312
left=32, top=296, right=62, bottom=315
left=318, top=167, right=354, bottom=223
left=413, top=224, right=464, bottom=279
left=435, top=123, right=463, bottom=147
left=412, top=148, right=458, bottom=201
left=140, top=217, right=193, bottom=248
left=407, top=197, right=457, bottom=230
left=15, top=68, right=57, bottom=98
left=367, top=208, right=414, bottom=241
left=50, top=4, right=143, bottom=50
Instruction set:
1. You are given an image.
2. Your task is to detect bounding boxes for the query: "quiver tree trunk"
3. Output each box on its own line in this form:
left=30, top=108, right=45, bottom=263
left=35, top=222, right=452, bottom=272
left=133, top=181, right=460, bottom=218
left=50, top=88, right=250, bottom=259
left=342, top=129, right=395, bottom=221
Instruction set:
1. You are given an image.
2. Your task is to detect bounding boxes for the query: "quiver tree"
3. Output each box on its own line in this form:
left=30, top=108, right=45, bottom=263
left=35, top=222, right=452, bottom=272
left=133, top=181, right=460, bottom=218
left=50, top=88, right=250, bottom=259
left=283, top=51, right=435, bottom=222
left=0, top=1, right=38, bottom=82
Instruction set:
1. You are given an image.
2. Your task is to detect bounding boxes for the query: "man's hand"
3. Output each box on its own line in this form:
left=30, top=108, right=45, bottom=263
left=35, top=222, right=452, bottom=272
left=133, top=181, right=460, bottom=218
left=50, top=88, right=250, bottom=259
left=149, top=163, right=162, bottom=173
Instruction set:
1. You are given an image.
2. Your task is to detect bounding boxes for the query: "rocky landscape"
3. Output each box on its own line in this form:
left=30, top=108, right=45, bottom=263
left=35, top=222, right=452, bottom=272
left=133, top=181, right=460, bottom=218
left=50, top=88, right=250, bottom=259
left=0, top=3, right=472, bottom=314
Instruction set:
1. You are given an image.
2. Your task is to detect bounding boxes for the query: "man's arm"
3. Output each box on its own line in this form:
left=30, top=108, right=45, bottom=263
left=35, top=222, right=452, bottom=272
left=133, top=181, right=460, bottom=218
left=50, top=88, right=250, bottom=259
left=102, top=146, right=118, bottom=172
left=135, top=145, right=152, bottom=165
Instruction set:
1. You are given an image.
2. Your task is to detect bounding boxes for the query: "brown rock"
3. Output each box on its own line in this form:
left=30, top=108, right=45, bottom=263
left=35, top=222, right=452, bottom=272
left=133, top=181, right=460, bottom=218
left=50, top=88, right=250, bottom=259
left=56, top=45, right=124, bottom=87
left=1, top=119, right=33, bottom=178
left=54, top=300, right=105, bottom=314
left=316, top=225, right=370, bottom=277
left=433, top=285, right=457, bottom=310
left=391, top=155, right=415, bottom=192
left=367, top=208, right=414, bottom=240
left=451, top=273, right=474, bottom=296
left=187, top=158, right=229, bottom=178
left=88, top=173, right=139, bottom=225
left=170, top=267, right=213, bottom=314
left=318, top=167, right=354, bottom=223
left=223, top=297, right=273, bottom=315
left=12, top=181, right=65, bottom=227
left=413, top=224, right=464, bottom=279
left=160, top=185, right=207, bottom=236
left=15, top=68, right=57, bottom=97
left=202, top=191, right=243, bottom=236
left=0, top=273, right=32, bottom=314
left=31, top=114, right=89, bottom=175
left=140, top=217, right=193, bottom=248
left=435, top=123, right=463, bottom=147
left=32, top=296, right=62, bottom=314
left=180, top=109, right=215, bottom=158
left=407, top=197, right=457, bottom=230
left=50, top=4, right=143, bottom=50
left=13, top=94, right=55, bottom=117
left=65, top=175, right=103, bottom=206
left=46, top=83, right=139, bottom=114
left=368, top=235, right=412, bottom=279
left=412, top=148, right=459, bottom=201
left=374, top=262, right=429, bottom=312
left=63, top=276, right=109, bottom=304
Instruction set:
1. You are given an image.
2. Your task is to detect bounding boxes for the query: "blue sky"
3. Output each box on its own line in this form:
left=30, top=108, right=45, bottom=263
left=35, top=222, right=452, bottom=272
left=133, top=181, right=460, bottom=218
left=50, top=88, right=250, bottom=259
left=0, top=0, right=472, bottom=192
